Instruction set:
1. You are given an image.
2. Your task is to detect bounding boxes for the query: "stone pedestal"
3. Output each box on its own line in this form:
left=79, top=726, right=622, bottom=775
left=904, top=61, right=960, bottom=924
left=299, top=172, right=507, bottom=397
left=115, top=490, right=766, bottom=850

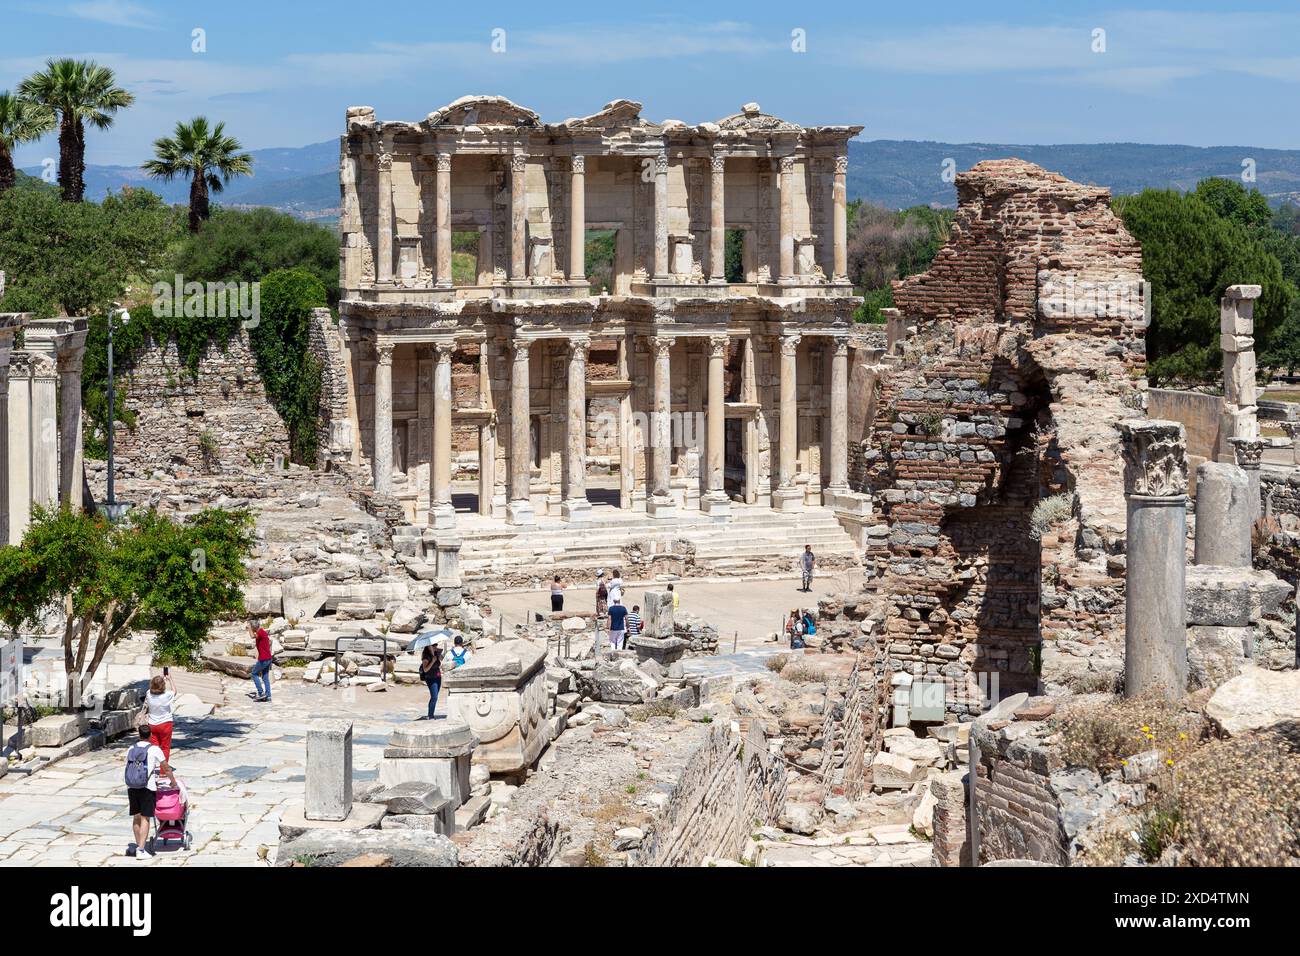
left=1121, top=419, right=1188, bottom=700
left=306, top=719, right=353, bottom=822
left=1193, top=462, right=1251, bottom=568
left=430, top=534, right=462, bottom=588
left=444, top=639, right=550, bottom=775
left=642, top=589, right=675, bottom=638
left=377, top=719, right=477, bottom=814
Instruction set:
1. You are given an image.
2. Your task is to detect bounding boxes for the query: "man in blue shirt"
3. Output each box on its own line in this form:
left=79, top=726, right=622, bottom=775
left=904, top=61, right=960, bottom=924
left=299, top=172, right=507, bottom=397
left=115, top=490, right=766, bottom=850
left=607, top=598, right=628, bottom=650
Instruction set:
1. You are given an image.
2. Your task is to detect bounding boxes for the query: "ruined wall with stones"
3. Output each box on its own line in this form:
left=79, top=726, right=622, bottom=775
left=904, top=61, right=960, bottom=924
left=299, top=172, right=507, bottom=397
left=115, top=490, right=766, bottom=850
left=1262, top=470, right=1300, bottom=520
left=845, top=160, right=1144, bottom=717
left=632, top=721, right=786, bottom=867
left=971, top=718, right=1069, bottom=865
left=114, top=330, right=289, bottom=474
left=310, top=308, right=352, bottom=464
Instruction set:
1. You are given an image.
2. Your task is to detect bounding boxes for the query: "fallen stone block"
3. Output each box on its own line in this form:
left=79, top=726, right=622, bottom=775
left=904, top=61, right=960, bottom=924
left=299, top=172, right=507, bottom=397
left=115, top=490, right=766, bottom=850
left=1205, top=665, right=1300, bottom=737
left=32, top=714, right=89, bottom=748
left=871, top=751, right=926, bottom=789
left=278, top=801, right=385, bottom=842
left=282, top=572, right=329, bottom=621
left=204, top=654, right=255, bottom=680
left=372, top=781, right=451, bottom=816
left=243, top=582, right=283, bottom=617
left=276, top=828, right=458, bottom=867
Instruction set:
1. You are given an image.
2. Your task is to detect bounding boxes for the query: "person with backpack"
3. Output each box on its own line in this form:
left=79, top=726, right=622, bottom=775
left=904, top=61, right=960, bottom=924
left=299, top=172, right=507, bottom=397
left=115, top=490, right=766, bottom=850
left=125, top=725, right=168, bottom=860
left=802, top=609, right=817, bottom=639
left=144, top=671, right=177, bottom=759
left=449, top=635, right=470, bottom=669
left=419, top=645, right=443, bottom=720
left=248, top=621, right=274, bottom=703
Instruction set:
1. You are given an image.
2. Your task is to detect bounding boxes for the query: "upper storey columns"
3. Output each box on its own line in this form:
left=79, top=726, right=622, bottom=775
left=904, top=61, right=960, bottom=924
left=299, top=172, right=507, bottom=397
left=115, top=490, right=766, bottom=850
left=832, top=154, right=848, bottom=283
left=435, top=152, right=453, bottom=289
left=569, top=155, right=586, bottom=284
left=709, top=154, right=726, bottom=284
left=375, top=137, right=394, bottom=284
left=652, top=151, right=670, bottom=280
left=510, top=152, right=528, bottom=282
left=777, top=156, right=796, bottom=284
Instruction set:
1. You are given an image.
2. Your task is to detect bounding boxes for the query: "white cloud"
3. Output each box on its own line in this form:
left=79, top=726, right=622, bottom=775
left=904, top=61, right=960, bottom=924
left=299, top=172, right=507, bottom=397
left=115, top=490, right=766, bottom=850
left=66, top=1, right=161, bottom=30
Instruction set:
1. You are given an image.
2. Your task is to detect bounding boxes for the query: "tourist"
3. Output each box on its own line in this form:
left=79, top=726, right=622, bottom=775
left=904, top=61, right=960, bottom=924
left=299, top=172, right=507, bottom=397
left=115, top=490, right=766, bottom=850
left=608, top=597, right=628, bottom=651
left=419, top=645, right=443, bottom=719
left=786, top=609, right=806, bottom=649
left=125, top=725, right=168, bottom=861
left=551, top=575, right=565, bottom=613
left=802, top=609, right=817, bottom=639
left=595, top=570, right=609, bottom=618
left=800, top=544, right=816, bottom=592
left=626, top=605, right=643, bottom=639
left=248, top=621, right=273, bottom=702
left=144, top=671, right=177, bottom=760
left=667, top=582, right=679, bottom=611
left=608, top=569, right=625, bottom=605
left=449, top=635, right=471, bottom=669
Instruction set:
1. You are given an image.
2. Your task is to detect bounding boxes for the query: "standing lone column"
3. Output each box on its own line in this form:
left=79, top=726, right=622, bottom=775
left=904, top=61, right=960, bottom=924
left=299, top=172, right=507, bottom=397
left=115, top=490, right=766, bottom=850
left=562, top=337, right=591, bottom=523
left=777, top=156, right=795, bottom=283
left=1193, top=462, right=1251, bottom=567
left=618, top=334, right=635, bottom=510
left=375, top=144, right=394, bottom=284
left=832, top=155, right=848, bottom=282
left=372, top=343, right=394, bottom=494
left=435, top=152, right=453, bottom=289
left=507, top=340, right=535, bottom=525
left=652, top=152, right=669, bottom=280
left=828, top=337, right=849, bottom=495
left=30, top=356, right=58, bottom=509
left=568, top=156, right=585, bottom=284
left=709, top=154, right=726, bottom=283
left=510, top=153, right=528, bottom=282
left=1121, top=419, right=1188, bottom=700
left=1229, top=437, right=1266, bottom=524
left=773, top=334, right=802, bottom=511
left=58, top=345, right=86, bottom=511
left=1219, top=284, right=1262, bottom=460
left=429, top=341, right=455, bottom=529
left=647, top=335, right=676, bottom=518
left=701, top=334, right=730, bottom=520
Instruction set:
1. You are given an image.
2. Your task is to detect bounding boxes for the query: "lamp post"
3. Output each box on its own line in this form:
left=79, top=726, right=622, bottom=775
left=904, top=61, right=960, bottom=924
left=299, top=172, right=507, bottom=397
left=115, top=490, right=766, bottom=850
left=103, top=305, right=130, bottom=519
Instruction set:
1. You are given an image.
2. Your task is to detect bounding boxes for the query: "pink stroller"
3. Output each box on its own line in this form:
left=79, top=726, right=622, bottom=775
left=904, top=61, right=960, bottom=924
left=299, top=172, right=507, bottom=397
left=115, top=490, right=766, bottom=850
left=150, top=781, right=192, bottom=852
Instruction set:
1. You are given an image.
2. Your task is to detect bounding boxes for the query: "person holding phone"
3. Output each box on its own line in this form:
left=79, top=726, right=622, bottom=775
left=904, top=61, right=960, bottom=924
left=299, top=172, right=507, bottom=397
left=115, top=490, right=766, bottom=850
left=144, top=671, right=177, bottom=759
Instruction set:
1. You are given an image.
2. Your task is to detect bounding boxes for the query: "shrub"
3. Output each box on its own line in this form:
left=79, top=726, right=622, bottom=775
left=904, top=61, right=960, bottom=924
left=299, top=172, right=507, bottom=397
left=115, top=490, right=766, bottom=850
left=765, top=654, right=790, bottom=673
left=1051, top=694, right=1202, bottom=775
left=1029, top=493, right=1074, bottom=539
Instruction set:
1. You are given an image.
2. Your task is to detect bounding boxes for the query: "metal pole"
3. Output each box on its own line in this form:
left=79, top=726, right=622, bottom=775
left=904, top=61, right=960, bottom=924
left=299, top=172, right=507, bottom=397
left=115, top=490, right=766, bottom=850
left=106, top=312, right=115, bottom=507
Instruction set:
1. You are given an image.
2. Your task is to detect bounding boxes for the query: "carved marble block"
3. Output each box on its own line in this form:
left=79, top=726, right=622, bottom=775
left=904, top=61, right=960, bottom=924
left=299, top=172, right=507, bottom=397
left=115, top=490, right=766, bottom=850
left=444, top=639, right=550, bottom=774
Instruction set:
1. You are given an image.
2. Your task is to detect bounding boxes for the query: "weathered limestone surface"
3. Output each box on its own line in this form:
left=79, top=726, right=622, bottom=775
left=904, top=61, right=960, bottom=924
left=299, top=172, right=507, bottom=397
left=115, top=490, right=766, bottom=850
left=444, top=639, right=550, bottom=774
left=1193, top=462, right=1251, bottom=567
left=305, top=719, right=353, bottom=822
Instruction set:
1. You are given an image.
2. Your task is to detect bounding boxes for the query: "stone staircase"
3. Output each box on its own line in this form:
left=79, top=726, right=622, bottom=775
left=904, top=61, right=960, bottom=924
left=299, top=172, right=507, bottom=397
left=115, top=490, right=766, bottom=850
left=457, top=505, right=861, bottom=580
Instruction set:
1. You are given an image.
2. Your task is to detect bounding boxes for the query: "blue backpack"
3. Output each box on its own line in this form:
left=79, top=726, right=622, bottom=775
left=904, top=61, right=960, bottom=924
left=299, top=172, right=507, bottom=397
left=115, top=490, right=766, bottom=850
left=125, top=743, right=150, bottom=789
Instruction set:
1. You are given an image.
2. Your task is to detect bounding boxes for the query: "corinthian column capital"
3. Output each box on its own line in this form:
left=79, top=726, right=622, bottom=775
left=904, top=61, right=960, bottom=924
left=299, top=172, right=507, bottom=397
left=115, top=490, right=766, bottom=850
left=1120, top=419, right=1187, bottom=497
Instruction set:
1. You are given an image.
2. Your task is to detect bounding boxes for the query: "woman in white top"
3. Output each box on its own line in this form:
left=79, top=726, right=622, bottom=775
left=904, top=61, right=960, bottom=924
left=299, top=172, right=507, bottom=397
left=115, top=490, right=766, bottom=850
left=145, top=672, right=178, bottom=760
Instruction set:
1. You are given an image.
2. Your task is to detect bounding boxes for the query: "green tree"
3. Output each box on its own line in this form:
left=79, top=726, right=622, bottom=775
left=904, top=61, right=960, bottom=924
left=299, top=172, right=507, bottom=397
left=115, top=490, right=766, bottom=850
left=847, top=203, right=954, bottom=322
left=168, top=207, right=339, bottom=305
left=142, top=116, right=254, bottom=233
left=18, top=59, right=134, bottom=203
left=1192, top=178, right=1272, bottom=230
left=0, top=91, right=53, bottom=195
left=1114, top=187, right=1294, bottom=384
left=0, top=506, right=253, bottom=706
left=251, top=268, right=328, bottom=464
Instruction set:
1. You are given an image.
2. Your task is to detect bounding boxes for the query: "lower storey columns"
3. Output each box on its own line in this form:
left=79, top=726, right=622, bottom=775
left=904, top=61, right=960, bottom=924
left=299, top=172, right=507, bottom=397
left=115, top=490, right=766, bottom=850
left=646, top=334, right=676, bottom=519
left=372, top=344, right=394, bottom=495
left=701, top=334, right=730, bottom=520
left=507, top=341, right=535, bottom=526
left=772, top=334, right=803, bottom=512
left=58, top=353, right=85, bottom=511
left=827, top=337, right=849, bottom=495
left=429, top=342, right=455, bottom=529
left=562, top=337, right=592, bottom=523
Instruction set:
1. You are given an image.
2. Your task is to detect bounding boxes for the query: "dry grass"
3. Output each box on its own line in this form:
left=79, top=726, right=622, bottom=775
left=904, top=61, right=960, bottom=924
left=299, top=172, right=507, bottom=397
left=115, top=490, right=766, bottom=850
left=629, top=700, right=679, bottom=721
left=1051, top=694, right=1202, bottom=775
left=765, top=654, right=790, bottom=673
left=781, top=661, right=827, bottom=684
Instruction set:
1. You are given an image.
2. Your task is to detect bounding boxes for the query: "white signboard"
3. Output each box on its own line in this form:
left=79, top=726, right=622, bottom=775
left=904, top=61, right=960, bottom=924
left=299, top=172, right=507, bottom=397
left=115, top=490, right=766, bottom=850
left=0, top=637, right=21, bottom=708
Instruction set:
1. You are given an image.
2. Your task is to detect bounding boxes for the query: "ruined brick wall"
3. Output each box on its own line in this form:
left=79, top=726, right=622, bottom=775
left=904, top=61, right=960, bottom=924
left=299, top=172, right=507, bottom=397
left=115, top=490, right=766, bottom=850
left=632, top=722, right=786, bottom=867
left=818, top=652, right=877, bottom=802
left=971, top=719, right=1069, bottom=865
left=850, top=160, right=1143, bottom=716
left=115, top=330, right=289, bottom=474
left=1263, top=470, right=1300, bottom=520
left=309, top=308, right=351, bottom=463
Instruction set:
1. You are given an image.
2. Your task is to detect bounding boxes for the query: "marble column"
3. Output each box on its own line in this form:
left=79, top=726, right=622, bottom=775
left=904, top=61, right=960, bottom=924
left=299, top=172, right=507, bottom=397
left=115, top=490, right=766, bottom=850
left=7, top=356, right=31, bottom=543
left=832, top=155, right=848, bottom=282
left=828, top=336, right=849, bottom=494
left=435, top=152, right=453, bottom=289
left=58, top=347, right=85, bottom=510
left=429, top=341, right=455, bottom=528
left=647, top=335, right=676, bottom=518
left=773, top=334, right=802, bottom=511
left=507, top=340, right=535, bottom=525
left=701, top=334, right=730, bottom=519
left=0, top=316, right=18, bottom=545
left=618, top=334, right=635, bottom=510
left=373, top=344, right=394, bottom=494
left=1193, top=461, right=1250, bottom=568
left=478, top=340, right=496, bottom=517
left=1121, top=419, right=1188, bottom=700
left=652, top=152, right=669, bottom=280
left=562, top=337, right=591, bottom=523
left=375, top=146, right=394, bottom=284
left=340, top=144, right=363, bottom=289
left=30, top=355, right=58, bottom=510
left=569, top=155, right=586, bottom=283
left=709, top=154, right=726, bottom=283
left=1229, top=436, right=1265, bottom=524
left=510, top=153, right=528, bottom=282
left=1219, top=284, right=1261, bottom=460
left=778, top=156, right=795, bottom=283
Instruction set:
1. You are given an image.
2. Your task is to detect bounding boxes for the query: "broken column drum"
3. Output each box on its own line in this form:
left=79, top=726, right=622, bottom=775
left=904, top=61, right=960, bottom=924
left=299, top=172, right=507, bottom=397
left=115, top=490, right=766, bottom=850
left=443, top=639, right=550, bottom=774
left=1193, top=461, right=1251, bottom=568
left=1121, top=419, right=1188, bottom=700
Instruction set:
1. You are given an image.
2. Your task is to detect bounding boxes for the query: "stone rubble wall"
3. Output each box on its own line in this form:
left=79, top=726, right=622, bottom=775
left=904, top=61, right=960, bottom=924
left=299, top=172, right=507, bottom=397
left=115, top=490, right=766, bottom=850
left=1262, top=470, right=1300, bottom=520
left=309, top=308, right=352, bottom=463
left=970, top=719, right=1069, bottom=865
left=631, top=721, right=786, bottom=867
left=114, top=330, right=289, bottom=474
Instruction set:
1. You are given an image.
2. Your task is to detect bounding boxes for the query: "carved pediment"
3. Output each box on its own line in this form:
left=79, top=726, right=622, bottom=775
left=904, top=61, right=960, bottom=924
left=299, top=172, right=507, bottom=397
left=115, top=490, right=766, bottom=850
left=425, top=95, right=540, bottom=129
left=715, top=102, right=801, bottom=132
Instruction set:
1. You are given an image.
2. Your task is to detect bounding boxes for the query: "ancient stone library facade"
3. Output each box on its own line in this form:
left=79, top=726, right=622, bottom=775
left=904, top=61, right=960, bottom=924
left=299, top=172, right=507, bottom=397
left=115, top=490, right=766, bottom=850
left=328, top=96, right=870, bottom=530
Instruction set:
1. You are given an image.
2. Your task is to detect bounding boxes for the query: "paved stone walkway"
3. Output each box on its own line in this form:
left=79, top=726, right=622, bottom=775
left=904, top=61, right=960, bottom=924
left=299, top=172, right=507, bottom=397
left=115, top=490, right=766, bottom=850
left=756, top=823, right=932, bottom=867
left=0, top=679, right=430, bottom=867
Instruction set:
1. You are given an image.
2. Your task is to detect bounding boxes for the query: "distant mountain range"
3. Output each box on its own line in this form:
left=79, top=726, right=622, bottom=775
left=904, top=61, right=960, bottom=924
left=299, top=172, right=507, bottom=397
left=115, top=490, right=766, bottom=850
left=26, top=138, right=1300, bottom=221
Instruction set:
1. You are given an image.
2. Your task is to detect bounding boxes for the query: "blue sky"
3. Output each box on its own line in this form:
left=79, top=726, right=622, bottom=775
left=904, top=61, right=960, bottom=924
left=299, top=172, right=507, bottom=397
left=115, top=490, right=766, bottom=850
left=3, top=0, right=1299, bottom=166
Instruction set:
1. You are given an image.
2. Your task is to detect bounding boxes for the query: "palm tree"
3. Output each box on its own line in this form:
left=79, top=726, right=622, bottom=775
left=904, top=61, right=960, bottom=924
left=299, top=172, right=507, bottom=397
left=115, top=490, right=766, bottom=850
left=0, top=92, right=54, bottom=194
left=142, top=117, right=254, bottom=232
left=18, top=58, right=134, bottom=202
